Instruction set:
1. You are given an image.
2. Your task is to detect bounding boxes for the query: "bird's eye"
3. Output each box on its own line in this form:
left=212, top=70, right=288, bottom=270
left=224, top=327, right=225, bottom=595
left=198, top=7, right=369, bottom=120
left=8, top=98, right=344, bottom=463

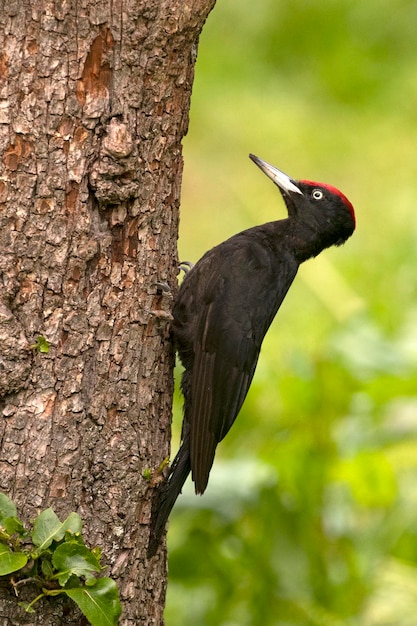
left=312, top=189, right=324, bottom=200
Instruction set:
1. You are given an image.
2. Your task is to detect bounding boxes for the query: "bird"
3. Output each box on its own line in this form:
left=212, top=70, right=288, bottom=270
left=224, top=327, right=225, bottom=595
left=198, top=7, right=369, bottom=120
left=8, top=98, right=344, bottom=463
left=147, top=154, right=355, bottom=557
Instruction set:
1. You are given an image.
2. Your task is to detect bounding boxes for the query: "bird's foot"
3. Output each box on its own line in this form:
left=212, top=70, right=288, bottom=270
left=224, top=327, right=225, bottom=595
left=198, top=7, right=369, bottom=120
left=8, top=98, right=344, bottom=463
left=148, top=281, right=173, bottom=321
left=155, top=281, right=171, bottom=295
left=178, top=261, right=194, bottom=275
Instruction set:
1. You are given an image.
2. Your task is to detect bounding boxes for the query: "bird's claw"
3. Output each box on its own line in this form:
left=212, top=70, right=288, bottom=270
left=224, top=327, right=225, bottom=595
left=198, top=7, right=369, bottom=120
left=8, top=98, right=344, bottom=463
left=155, top=281, right=171, bottom=295
left=178, top=261, right=194, bottom=275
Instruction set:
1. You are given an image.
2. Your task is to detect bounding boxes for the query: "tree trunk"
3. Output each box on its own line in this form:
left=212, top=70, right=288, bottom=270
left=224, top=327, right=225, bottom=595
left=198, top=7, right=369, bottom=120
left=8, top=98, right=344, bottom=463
left=0, top=0, right=215, bottom=623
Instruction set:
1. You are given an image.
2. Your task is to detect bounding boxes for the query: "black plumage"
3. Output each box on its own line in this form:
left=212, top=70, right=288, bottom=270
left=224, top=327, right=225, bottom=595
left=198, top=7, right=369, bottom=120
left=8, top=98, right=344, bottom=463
left=148, top=154, right=355, bottom=557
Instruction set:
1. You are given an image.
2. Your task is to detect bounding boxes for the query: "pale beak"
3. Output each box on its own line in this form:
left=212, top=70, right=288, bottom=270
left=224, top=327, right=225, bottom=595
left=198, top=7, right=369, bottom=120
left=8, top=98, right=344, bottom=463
left=249, top=154, right=303, bottom=195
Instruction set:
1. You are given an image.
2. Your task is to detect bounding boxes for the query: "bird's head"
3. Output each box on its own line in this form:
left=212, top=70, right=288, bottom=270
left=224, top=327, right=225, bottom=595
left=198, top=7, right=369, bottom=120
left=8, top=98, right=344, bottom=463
left=249, top=154, right=355, bottom=252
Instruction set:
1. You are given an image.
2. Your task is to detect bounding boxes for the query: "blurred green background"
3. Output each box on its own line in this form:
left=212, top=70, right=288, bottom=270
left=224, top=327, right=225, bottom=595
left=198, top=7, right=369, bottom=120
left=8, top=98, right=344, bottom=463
left=166, top=1, right=417, bottom=624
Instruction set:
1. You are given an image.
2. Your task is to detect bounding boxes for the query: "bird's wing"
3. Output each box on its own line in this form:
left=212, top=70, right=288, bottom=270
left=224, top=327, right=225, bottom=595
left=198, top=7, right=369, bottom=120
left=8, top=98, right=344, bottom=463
left=184, top=238, right=298, bottom=493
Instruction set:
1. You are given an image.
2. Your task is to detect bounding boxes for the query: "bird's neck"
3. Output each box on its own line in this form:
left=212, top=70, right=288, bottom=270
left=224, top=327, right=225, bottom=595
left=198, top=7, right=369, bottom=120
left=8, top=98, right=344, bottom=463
left=291, top=228, right=331, bottom=262
left=269, top=219, right=334, bottom=263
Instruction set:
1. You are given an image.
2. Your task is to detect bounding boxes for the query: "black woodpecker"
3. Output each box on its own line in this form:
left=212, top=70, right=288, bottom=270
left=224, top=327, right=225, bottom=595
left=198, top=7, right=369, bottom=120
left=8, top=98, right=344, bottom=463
left=148, top=154, right=356, bottom=557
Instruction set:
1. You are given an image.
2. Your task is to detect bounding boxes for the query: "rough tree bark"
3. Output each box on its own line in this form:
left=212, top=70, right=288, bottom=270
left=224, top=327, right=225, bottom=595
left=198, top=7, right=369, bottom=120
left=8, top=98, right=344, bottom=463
left=0, top=0, right=215, bottom=623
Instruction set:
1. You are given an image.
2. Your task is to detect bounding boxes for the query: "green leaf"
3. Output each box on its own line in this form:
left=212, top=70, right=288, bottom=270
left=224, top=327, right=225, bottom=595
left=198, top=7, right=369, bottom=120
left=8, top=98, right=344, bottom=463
left=32, top=508, right=61, bottom=550
left=3, top=516, right=26, bottom=536
left=32, top=509, right=82, bottom=551
left=60, top=512, right=83, bottom=537
left=0, top=493, right=17, bottom=521
left=36, top=335, right=49, bottom=353
left=142, top=468, right=152, bottom=481
left=65, top=578, right=122, bottom=626
left=0, top=542, right=28, bottom=575
left=52, top=542, right=102, bottom=586
left=41, top=557, right=54, bottom=578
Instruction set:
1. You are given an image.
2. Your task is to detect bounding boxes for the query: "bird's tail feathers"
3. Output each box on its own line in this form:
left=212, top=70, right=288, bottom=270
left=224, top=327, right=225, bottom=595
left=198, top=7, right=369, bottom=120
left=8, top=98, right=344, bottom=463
left=147, top=436, right=191, bottom=558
